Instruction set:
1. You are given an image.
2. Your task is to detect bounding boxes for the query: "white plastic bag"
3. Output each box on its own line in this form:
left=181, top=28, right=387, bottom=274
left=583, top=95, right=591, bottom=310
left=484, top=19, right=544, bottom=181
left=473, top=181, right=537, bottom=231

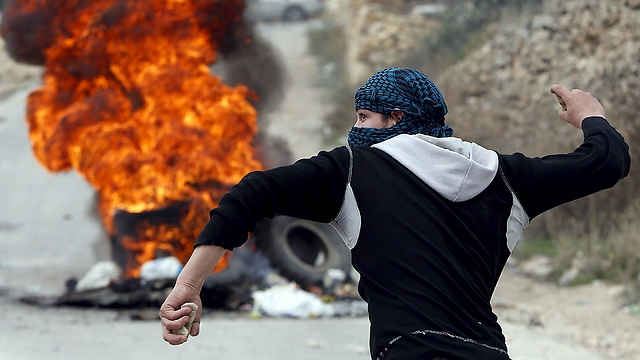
left=252, top=283, right=335, bottom=318
left=140, top=256, right=183, bottom=281
left=75, top=260, right=122, bottom=291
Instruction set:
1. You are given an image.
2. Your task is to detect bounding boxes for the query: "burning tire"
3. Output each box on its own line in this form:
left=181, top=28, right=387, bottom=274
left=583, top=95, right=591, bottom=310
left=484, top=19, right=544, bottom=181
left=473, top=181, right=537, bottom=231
left=254, top=216, right=351, bottom=287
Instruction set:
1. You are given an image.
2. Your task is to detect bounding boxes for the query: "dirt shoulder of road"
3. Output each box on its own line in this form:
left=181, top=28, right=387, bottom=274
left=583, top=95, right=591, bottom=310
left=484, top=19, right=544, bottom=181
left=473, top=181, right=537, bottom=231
left=494, top=271, right=640, bottom=359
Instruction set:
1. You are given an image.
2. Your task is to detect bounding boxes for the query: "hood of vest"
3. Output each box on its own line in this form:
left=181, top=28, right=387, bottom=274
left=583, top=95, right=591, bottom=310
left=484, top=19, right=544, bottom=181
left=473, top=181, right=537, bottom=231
left=372, top=134, right=499, bottom=202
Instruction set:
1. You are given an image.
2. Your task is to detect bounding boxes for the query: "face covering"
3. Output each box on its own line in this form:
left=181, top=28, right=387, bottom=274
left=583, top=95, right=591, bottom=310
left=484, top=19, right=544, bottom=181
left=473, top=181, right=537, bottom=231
left=347, top=118, right=452, bottom=147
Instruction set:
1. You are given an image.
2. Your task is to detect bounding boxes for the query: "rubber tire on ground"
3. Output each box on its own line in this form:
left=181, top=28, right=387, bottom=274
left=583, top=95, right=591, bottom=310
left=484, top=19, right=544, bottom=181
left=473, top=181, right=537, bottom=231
left=202, top=250, right=246, bottom=288
left=282, top=6, right=307, bottom=22
left=255, top=216, right=351, bottom=287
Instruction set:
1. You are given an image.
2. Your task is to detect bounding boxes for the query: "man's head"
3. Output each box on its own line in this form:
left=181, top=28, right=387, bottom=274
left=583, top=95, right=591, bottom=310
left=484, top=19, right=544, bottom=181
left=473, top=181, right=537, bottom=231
left=348, top=68, right=453, bottom=147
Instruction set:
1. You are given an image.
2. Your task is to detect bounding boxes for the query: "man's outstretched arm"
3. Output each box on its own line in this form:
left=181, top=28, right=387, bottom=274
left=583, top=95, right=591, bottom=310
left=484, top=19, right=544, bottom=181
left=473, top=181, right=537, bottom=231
left=501, top=84, right=630, bottom=219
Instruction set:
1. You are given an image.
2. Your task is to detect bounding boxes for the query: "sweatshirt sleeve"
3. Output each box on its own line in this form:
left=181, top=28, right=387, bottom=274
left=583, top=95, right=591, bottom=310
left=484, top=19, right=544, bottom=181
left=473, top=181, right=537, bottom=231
left=499, top=116, right=630, bottom=219
left=195, top=147, right=351, bottom=250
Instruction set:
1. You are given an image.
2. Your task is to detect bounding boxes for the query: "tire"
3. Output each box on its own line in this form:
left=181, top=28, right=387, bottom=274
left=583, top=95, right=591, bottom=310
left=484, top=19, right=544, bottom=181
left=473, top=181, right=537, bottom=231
left=282, top=6, right=307, bottom=22
left=200, top=250, right=248, bottom=309
left=203, top=250, right=246, bottom=288
left=255, top=216, right=351, bottom=287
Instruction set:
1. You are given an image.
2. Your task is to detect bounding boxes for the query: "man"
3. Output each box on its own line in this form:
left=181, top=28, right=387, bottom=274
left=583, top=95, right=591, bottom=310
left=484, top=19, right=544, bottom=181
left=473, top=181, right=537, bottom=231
left=160, top=68, right=630, bottom=359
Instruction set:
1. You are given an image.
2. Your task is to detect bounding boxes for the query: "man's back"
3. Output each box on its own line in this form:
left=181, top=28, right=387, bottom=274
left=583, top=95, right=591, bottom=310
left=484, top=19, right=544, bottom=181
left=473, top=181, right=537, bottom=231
left=347, top=143, right=514, bottom=359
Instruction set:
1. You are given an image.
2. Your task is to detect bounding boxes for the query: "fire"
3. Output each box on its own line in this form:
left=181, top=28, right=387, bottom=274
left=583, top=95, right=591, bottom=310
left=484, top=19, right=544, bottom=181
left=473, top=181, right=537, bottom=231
left=3, top=0, right=261, bottom=277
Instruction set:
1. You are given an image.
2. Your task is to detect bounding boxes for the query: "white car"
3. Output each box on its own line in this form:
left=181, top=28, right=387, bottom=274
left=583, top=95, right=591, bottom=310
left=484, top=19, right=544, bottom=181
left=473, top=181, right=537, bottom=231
left=244, top=0, right=325, bottom=22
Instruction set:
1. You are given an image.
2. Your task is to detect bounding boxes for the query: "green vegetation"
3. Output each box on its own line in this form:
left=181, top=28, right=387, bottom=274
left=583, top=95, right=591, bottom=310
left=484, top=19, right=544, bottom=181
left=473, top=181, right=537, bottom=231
left=514, top=237, right=558, bottom=260
left=624, top=285, right=640, bottom=310
left=549, top=199, right=640, bottom=286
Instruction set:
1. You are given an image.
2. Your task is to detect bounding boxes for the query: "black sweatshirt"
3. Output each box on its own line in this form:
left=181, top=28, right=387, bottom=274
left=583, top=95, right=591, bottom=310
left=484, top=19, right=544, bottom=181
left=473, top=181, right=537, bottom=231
left=195, top=116, right=630, bottom=359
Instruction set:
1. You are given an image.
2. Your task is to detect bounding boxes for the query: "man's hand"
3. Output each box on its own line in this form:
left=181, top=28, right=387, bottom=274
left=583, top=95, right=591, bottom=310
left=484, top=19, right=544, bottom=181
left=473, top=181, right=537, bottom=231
left=550, top=84, right=605, bottom=129
left=160, top=282, right=202, bottom=345
left=159, top=245, right=227, bottom=345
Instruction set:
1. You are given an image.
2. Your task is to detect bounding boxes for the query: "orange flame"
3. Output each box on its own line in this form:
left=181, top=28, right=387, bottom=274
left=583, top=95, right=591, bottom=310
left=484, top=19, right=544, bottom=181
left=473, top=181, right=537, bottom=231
left=15, top=0, right=259, bottom=277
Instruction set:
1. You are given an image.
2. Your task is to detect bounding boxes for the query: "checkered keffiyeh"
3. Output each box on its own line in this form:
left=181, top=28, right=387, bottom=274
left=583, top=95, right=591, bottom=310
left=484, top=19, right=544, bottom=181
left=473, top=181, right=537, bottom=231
left=348, top=68, right=453, bottom=147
